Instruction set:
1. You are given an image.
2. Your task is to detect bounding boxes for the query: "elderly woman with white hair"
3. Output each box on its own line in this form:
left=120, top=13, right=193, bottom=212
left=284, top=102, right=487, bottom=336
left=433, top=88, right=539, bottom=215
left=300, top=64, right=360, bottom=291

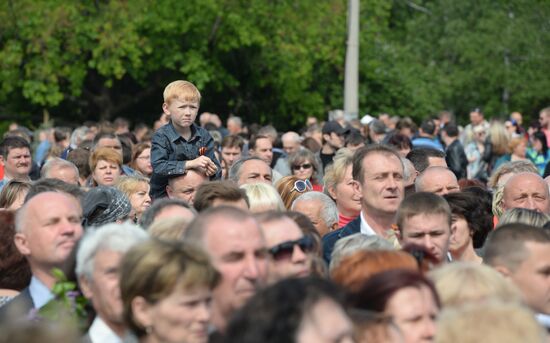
left=76, top=222, right=149, bottom=342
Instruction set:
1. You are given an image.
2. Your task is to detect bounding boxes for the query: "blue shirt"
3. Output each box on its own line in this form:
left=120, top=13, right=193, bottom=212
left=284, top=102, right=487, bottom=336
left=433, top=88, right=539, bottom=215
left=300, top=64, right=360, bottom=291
left=29, top=276, right=54, bottom=309
left=150, top=122, right=221, bottom=199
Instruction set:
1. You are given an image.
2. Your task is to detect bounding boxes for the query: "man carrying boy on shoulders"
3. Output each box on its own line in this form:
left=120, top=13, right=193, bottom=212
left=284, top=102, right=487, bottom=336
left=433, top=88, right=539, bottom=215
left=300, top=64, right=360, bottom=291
left=150, top=80, right=221, bottom=199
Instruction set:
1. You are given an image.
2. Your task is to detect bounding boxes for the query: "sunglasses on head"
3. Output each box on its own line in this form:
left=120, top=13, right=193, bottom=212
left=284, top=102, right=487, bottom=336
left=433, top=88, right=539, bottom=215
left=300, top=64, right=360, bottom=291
left=268, top=236, right=314, bottom=261
left=292, top=163, right=313, bottom=171
left=292, top=179, right=313, bottom=193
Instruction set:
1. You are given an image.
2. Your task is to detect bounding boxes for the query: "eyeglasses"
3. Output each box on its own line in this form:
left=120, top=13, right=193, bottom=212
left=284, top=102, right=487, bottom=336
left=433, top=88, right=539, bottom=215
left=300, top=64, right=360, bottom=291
left=292, top=179, right=313, bottom=193
left=292, top=163, right=312, bottom=171
left=268, top=236, right=314, bottom=261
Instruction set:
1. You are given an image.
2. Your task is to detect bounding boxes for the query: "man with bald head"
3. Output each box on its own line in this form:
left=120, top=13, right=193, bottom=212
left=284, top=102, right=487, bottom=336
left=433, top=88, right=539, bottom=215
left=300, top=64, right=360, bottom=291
left=1, top=192, right=83, bottom=317
left=502, top=172, right=550, bottom=214
left=415, top=166, right=459, bottom=196
left=184, top=206, right=268, bottom=333
left=274, top=131, right=302, bottom=176
left=166, top=169, right=208, bottom=205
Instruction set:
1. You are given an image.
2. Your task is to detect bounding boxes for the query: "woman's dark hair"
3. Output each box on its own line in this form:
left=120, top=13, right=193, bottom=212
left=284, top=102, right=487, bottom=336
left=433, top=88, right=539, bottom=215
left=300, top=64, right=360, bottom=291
left=386, top=133, right=412, bottom=151
left=224, top=278, right=346, bottom=343
left=129, top=142, right=151, bottom=172
left=533, top=130, right=548, bottom=157
left=0, top=211, right=31, bottom=290
left=350, top=269, right=440, bottom=313
left=444, top=190, right=493, bottom=248
left=287, top=148, right=320, bottom=183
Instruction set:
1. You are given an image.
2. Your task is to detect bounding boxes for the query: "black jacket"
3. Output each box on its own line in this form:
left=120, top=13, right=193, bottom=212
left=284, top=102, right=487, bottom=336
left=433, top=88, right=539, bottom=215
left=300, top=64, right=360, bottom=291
left=445, top=139, right=468, bottom=180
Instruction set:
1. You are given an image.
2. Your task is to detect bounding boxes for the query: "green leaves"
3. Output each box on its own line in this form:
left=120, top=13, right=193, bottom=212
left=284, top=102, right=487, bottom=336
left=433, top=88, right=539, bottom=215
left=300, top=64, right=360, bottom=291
left=1, top=0, right=548, bottom=127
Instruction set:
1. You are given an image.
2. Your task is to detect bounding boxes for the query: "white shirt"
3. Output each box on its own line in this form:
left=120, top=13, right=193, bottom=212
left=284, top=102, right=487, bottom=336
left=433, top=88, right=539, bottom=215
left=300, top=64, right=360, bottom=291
left=359, top=211, right=401, bottom=248
left=88, top=317, right=123, bottom=343
left=359, top=211, right=377, bottom=236
left=536, top=313, right=550, bottom=330
left=28, top=276, right=54, bottom=309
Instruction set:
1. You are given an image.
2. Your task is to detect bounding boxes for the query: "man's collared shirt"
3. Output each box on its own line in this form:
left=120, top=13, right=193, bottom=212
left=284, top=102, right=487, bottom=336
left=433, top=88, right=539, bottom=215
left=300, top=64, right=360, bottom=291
left=359, top=211, right=377, bottom=236
left=29, top=276, right=54, bottom=309
left=359, top=211, right=400, bottom=248
left=88, top=316, right=123, bottom=343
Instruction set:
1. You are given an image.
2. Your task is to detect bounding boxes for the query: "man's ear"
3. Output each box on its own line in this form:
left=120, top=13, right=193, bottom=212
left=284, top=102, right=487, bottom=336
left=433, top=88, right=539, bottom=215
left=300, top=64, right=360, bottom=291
left=493, top=265, right=512, bottom=278
left=322, top=133, right=330, bottom=143
left=330, top=222, right=339, bottom=232
left=0, top=155, right=4, bottom=166
left=13, top=232, right=31, bottom=256
left=166, top=185, right=173, bottom=198
left=79, top=276, right=94, bottom=300
left=351, top=180, right=362, bottom=199
left=131, top=296, right=153, bottom=329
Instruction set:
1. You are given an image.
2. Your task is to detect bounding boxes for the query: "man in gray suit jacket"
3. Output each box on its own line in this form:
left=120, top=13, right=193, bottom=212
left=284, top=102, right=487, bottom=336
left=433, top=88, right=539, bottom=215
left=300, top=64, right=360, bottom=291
left=0, top=192, right=83, bottom=319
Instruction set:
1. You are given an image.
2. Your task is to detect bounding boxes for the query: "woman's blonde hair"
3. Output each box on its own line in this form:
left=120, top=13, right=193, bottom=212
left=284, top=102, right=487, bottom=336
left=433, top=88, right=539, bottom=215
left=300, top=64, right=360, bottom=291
left=240, top=182, right=285, bottom=213
left=497, top=207, right=550, bottom=228
left=429, top=262, right=522, bottom=308
left=435, top=301, right=545, bottom=343
left=148, top=217, right=191, bottom=240
left=508, top=136, right=527, bottom=154
left=120, top=239, right=219, bottom=337
left=488, top=120, right=509, bottom=155
left=323, top=148, right=354, bottom=199
left=487, top=160, right=537, bottom=189
left=0, top=180, right=31, bottom=209
left=115, top=175, right=150, bottom=200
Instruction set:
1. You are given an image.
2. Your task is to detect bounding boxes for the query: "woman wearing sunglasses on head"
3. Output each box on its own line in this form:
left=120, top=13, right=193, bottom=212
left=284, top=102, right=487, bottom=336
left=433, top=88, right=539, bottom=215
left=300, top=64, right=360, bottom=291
left=276, top=175, right=314, bottom=210
left=288, top=149, right=323, bottom=192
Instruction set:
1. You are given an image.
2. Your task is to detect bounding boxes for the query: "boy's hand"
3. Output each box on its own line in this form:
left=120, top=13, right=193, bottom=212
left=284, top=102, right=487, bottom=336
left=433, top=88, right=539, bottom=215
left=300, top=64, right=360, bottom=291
left=189, top=156, right=218, bottom=176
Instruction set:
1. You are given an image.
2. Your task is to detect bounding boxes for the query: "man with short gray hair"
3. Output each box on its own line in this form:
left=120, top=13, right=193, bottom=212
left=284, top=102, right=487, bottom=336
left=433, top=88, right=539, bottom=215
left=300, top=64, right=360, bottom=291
left=228, top=156, right=273, bottom=186
left=76, top=223, right=148, bottom=342
left=40, top=157, right=80, bottom=185
left=291, top=191, right=338, bottom=237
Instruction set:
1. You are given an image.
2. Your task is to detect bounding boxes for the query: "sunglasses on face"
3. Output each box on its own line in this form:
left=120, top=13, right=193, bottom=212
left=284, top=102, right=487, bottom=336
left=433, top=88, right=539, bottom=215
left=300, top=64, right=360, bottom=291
left=292, top=163, right=313, bottom=171
left=292, top=179, right=313, bottom=193
left=268, top=236, right=314, bottom=261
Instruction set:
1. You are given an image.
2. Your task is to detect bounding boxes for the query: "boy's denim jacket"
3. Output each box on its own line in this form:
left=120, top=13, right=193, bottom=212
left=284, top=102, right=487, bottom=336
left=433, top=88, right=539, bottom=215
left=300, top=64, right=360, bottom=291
left=150, top=122, right=221, bottom=199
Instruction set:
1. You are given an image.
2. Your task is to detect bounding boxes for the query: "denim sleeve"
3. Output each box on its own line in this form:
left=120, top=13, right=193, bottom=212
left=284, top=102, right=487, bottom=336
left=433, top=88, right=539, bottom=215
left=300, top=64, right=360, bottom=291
left=151, top=132, right=186, bottom=176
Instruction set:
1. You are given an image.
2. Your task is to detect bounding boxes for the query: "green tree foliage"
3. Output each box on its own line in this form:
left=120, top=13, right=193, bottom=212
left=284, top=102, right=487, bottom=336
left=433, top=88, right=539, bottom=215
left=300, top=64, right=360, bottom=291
left=0, top=0, right=348, bottom=129
left=0, top=0, right=548, bottom=129
left=395, top=0, right=550, bottom=123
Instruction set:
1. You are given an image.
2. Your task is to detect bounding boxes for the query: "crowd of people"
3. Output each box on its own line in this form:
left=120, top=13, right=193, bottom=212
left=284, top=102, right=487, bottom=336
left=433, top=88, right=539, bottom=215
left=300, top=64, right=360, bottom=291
left=0, top=79, right=549, bottom=342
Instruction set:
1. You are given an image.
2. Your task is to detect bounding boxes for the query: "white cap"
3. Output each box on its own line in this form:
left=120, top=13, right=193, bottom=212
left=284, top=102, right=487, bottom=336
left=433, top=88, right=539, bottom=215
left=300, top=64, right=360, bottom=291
left=360, top=114, right=375, bottom=125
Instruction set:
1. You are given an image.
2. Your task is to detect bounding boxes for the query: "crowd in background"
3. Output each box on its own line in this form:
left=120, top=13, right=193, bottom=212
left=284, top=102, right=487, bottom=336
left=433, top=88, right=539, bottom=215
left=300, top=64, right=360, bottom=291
left=0, top=82, right=549, bottom=343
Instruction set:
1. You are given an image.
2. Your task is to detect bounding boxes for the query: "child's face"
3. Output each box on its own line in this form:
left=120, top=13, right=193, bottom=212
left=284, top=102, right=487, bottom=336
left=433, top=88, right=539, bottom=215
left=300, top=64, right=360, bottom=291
left=163, top=99, right=199, bottom=130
